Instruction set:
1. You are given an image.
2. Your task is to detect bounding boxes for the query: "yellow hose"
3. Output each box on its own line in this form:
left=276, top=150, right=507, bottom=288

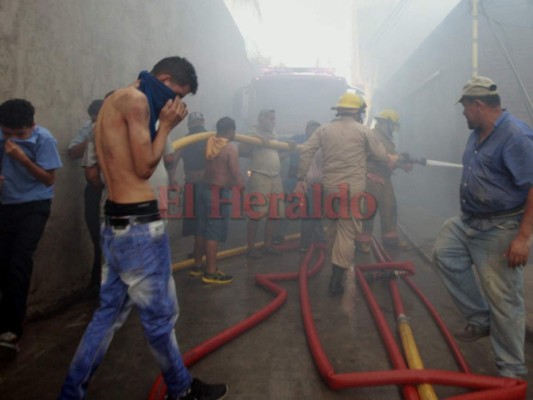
left=172, top=233, right=301, bottom=271
left=172, top=131, right=303, bottom=152
left=170, top=131, right=303, bottom=272
left=397, top=315, right=438, bottom=400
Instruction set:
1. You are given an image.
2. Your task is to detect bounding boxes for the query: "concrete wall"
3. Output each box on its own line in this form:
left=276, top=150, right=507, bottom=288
left=371, top=0, right=533, bottom=221
left=0, top=0, right=252, bottom=315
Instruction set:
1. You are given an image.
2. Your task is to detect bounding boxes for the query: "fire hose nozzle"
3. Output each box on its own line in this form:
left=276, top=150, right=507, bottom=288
left=399, top=153, right=426, bottom=166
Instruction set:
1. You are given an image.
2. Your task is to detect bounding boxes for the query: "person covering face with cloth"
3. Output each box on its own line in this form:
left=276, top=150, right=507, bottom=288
left=59, top=57, right=228, bottom=400
left=433, top=76, right=533, bottom=380
left=0, top=99, right=62, bottom=359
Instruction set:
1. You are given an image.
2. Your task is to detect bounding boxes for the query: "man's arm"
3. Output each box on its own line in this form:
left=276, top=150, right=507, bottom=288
left=67, top=140, right=88, bottom=160
left=4, top=140, right=55, bottom=186
left=293, top=131, right=320, bottom=193
left=85, top=164, right=104, bottom=191
left=67, top=122, right=92, bottom=160
left=122, top=93, right=186, bottom=180
left=296, top=130, right=320, bottom=180
left=365, top=128, right=398, bottom=168
left=81, top=130, right=103, bottom=191
left=507, top=187, right=533, bottom=268
left=227, top=145, right=244, bottom=187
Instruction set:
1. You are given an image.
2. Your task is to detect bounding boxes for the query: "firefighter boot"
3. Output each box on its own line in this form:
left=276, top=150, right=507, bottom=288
left=329, top=265, right=345, bottom=296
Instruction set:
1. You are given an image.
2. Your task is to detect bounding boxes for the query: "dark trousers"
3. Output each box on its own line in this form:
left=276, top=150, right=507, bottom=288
left=84, top=184, right=102, bottom=289
left=0, top=200, right=51, bottom=336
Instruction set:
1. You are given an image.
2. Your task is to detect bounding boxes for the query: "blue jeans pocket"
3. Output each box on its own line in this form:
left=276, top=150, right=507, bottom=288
left=112, top=233, right=144, bottom=273
left=494, top=219, right=520, bottom=231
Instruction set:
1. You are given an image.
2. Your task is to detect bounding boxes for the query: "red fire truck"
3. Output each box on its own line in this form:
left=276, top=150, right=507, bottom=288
left=233, top=67, right=362, bottom=137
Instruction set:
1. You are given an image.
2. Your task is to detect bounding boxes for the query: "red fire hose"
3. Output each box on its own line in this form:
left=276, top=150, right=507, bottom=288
left=149, top=236, right=527, bottom=399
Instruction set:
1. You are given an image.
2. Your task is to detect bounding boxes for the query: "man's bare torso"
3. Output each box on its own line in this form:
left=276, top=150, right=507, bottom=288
left=204, top=144, right=241, bottom=188
left=95, top=85, right=156, bottom=204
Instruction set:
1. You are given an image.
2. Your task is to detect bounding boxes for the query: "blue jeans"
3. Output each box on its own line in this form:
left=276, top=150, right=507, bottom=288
left=432, top=215, right=526, bottom=377
left=59, top=220, right=192, bottom=399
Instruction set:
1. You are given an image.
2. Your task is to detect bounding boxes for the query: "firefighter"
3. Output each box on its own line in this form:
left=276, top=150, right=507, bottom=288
left=295, top=93, right=398, bottom=295
left=357, top=109, right=413, bottom=253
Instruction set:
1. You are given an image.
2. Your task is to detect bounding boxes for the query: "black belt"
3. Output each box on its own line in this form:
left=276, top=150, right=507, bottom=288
left=465, top=207, right=523, bottom=220
left=251, top=171, right=279, bottom=178
left=104, top=214, right=161, bottom=228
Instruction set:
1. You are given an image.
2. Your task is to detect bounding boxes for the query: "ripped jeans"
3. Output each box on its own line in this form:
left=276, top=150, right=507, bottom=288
left=59, top=220, right=192, bottom=399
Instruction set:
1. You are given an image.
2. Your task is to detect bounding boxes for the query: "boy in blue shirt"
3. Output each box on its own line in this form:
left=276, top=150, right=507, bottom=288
left=0, top=99, right=62, bottom=359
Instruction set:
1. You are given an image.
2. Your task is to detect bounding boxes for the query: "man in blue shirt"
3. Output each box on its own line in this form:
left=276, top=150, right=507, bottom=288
left=272, top=120, right=323, bottom=252
left=433, top=77, right=533, bottom=379
left=68, top=99, right=104, bottom=293
left=0, top=99, right=62, bottom=359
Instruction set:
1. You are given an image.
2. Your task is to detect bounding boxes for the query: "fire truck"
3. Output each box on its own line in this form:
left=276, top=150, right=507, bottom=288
left=233, top=67, right=362, bottom=137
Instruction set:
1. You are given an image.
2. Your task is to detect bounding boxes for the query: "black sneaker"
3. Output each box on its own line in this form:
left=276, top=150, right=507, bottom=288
left=0, top=332, right=20, bottom=360
left=179, top=378, right=228, bottom=400
left=189, top=265, right=206, bottom=277
left=202, top=271, right=233, bottom=285
left=454, top=324, right=490, bottom=342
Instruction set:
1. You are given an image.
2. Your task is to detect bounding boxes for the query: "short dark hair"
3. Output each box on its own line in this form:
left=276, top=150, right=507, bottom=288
left=151, top=56, right=198, bottom=94
left=87, top=99, right=104, bottom=117
left=462, top=94, right=501, bottom=107
left=216, top=117, right=236, bottom=136
left=0, top=99, right=35, bottom=128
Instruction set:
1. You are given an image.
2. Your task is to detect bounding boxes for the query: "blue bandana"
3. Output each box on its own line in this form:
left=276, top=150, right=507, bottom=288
left=137, top=70, right=176, bottom=141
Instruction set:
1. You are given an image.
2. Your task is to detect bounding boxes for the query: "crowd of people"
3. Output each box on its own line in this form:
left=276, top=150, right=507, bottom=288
left=0, top=54, right=532, bottom=399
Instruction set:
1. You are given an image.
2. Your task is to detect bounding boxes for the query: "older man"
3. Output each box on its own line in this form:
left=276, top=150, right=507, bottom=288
left=240, top=109, right=285, bottom=259
left=433, top=76, right=533, bottom=379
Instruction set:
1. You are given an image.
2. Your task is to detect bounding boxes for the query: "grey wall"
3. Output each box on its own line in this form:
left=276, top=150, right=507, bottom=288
left=0, top=0, right=252, bottom=315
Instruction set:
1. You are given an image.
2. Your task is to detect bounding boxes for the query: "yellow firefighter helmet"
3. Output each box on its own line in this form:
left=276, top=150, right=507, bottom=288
left=332, top=92, right=366, bottom=111
left=375, top=109, right=400, bottom=127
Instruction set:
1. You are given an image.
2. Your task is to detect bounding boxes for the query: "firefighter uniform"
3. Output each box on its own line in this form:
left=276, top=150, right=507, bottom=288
left=360, top=127, right=399, bottom=246
left=297, top=113, right=389, bottom=271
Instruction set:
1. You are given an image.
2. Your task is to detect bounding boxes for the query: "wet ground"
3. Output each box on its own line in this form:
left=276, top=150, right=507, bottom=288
left=1, top=216, right=532, bottom=399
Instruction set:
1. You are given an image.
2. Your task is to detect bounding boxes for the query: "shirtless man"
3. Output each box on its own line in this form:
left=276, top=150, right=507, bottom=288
left=59, top=57, right=228, bottom=400
left=193, top=117, right=244, bottom=284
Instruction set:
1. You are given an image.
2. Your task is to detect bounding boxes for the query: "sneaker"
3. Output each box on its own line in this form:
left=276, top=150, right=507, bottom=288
left=189, top=265, right=206, bottom=277
left=454, top=324, right=490, bottom=342
left=262, top=247, right=282, bottom=256
left=202, top=271, right=233, bottom=284
left=0, top=332, right=20, bottom=360
left=246, top=248, right=263, bottom=259
left=358, top=243, right=371, bottom=254
left=179, top=378, right=228, bottom=400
